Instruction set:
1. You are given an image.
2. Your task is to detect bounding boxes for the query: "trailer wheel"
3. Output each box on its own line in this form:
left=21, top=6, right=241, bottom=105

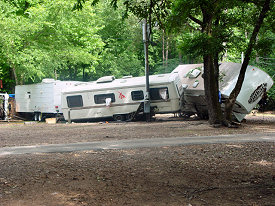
left=113, top=114, right=125, bottom=121
left=125, top=113, right=135, bottom=121
left=198, top=112, right=208, bottom=120
left=34, top=112, right=42, bottom=121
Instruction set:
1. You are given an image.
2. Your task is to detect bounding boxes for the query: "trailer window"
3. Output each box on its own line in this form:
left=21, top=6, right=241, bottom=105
left=150, top=87, right=169, bottom=100
left=131, top=90, right=144, bottom=101
left=94, top=93, right=115, bottom=104
left=67, top=95, right=83, bottom=108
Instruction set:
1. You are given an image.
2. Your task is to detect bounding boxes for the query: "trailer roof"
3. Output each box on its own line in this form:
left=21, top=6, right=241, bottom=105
left=172, top=64, right=204, bottom=92
left=62, top=73, right=178, bottom=94
left=14, top=79, right=92, bottom=87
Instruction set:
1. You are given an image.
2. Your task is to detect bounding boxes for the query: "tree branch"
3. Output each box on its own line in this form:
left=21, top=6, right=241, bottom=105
left=189, top=15, right=203, bottom=26
left=185, top=23, right=201, bottom=31
left=225, top=0, right=271, bottom=121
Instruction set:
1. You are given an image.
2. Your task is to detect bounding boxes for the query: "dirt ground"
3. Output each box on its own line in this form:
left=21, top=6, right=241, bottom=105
left=0, top=114, right=274, bottom=206
left=0, top=114, right=275, bottom=148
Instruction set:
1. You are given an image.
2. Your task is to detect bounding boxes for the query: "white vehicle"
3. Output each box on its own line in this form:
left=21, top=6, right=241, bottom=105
left=61, top=73, right=183, bottom=121
left=172, top=62, right=274, bottom=121
left=15, top=79, right=89, bottom=121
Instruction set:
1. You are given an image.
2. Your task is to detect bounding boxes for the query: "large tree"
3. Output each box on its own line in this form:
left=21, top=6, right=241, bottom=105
left=169, top=0, right=272, bottom=125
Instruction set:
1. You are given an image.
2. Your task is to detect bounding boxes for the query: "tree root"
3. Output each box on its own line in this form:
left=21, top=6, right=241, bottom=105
left=210, top=119, right=241, bottom=128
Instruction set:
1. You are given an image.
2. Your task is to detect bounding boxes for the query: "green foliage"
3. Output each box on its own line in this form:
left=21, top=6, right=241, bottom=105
left=90, top=2, right=144, bottom=79
left=0, top=0, right=104, bottom=88
left=1, top=0, right=274, bottom=105
left=152, top=58, right=181, bottom=74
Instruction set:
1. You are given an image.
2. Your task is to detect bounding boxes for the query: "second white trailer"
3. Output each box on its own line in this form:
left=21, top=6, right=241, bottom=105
left=15, top=79, right=90, bottom=120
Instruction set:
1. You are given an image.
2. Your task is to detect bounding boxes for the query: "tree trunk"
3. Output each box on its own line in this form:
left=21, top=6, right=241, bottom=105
left=11, top=66, right=19, bottom=86
left=224, top=0, right=271, bottom=121
left=54, top=69, right=58, bottom=80
left=201, top=8, right=224, bottom=125
left=69, top=65, right=72, bottom=80
left=162, top=29, right=165, bottom=67
left=178, top=51, right=182, bottom=64
left=203, top=54, right=223, bottom=125
left=83, top=67, right=85, bottom=81
left=74, top=67, right=78, bottom=80
left=165, top=36, right=169, bottom=67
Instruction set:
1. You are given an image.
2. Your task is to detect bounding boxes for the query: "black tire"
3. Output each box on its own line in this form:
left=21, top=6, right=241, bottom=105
left=113, top=114, right=125, bottom=121
left=125, top=113, right=135, bottom=121
left=34, top=112, right=42, bottom=121
left=198, top=112, right=209, bottom=120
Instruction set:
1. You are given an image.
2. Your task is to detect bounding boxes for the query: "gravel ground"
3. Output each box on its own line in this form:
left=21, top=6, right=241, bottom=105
left=0, top=114, right=274, bottom=206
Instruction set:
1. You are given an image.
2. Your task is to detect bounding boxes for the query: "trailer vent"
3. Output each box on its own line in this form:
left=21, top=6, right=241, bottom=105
left=122, top=75, right=133, bottom=79
left=182, top=84, right=188, bottom=89
left=189, top=69, right=201, bottom=78
left=42, top=78, right=55, bottom=83
left=193, top=81, right=199, bottom=88
left=96, top=76, right=115, bottom=83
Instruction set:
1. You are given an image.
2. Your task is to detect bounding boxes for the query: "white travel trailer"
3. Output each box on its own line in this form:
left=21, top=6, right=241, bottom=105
left=15, top=79, right=89, bottom=120
left=172, top=62, right=274, bottom=121
left=61, top=73, right=183, bottom=121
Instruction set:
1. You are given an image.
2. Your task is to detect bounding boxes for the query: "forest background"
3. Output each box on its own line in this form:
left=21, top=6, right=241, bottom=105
left=0, top=0, right=274, bottom=105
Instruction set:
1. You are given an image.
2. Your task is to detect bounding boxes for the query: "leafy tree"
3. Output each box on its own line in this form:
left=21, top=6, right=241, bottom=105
left=0, top=0, right=104, bottom=87
left=90, top=2, right=144, bottom=80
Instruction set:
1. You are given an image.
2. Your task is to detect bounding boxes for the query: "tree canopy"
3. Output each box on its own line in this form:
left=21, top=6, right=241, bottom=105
left=0, top=0, right=105, bottom=86
left=0, top=0, right=274, bottom=120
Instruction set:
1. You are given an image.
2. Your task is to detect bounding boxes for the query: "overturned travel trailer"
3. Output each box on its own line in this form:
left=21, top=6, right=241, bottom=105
left=15, top=79, right=90, bottom=121
left=219, top=62, right=273, bottom=121
left=172, top=62, right=274, bottom=121
left=61, top=73, right=183, bottom=122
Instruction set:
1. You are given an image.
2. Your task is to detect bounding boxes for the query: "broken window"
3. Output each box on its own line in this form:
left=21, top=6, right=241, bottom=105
left=150, top=87, right=169, bottom=101
left=105, top=98, right=112, bottom=107
left=94, top=93, right=115, bottom=104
